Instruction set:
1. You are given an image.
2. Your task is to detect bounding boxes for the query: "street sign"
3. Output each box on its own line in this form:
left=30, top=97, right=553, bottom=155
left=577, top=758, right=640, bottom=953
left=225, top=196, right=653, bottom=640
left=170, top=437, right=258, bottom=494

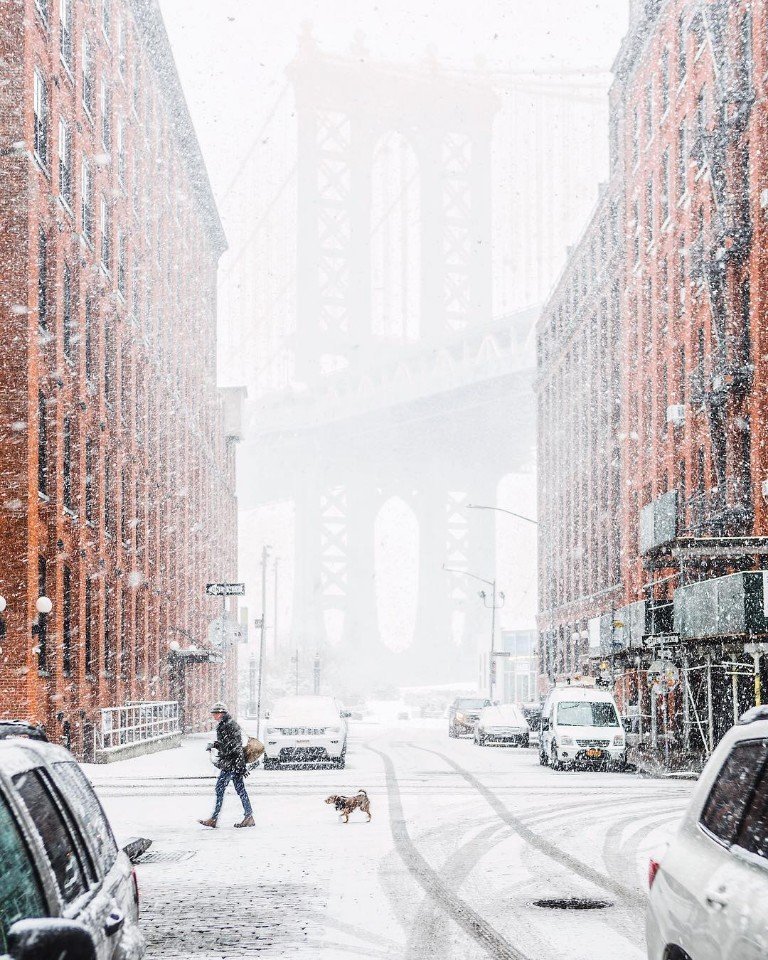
left=254, top=618, right=263, bottom=628
left=492, top=651, right=512, bottom=657
left=205, top=582, right=245, bottom=597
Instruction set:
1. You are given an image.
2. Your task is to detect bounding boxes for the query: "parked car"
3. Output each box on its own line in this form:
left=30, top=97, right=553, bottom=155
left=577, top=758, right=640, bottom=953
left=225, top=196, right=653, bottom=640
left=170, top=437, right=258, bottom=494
left=521, top=702, right=542, bottom=744
left=448, top=697, right=492, bottom=738
left=0, top=737, right=144, bottom=959
left=539, top=684, right=626, bottom=770
left=473, top=704, right=530, bottom=747
left=0, top=721, right=47, bottom=743
left=647, top=705, right=768, bottom=960
left=262, top=695, right=350, bottom=769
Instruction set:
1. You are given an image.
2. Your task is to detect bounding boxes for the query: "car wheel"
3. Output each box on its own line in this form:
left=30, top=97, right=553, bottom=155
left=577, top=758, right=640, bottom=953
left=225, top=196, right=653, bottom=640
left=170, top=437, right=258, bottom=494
left=550, top=742, right=563, bottom=771
left=523, top=737, right=530, bottom=749
left=335, top=755, right=346, bottom=770
left=539, top=747, right=548, bottom=766
left=449, top=724, right=457, bottom=738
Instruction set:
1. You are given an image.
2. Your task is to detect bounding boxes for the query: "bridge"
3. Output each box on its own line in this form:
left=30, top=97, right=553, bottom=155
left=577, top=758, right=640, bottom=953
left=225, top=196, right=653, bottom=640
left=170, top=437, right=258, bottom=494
left=222, top=33, right=609, bottom=685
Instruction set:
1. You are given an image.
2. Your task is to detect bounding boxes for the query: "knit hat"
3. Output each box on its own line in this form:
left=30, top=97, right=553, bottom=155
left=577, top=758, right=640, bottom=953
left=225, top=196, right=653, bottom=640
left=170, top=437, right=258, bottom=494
left=210, top=701, right=228, bottom=714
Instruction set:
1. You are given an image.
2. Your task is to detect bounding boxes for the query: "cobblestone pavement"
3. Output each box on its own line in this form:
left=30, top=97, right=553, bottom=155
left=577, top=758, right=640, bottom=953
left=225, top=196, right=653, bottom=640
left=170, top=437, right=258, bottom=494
left=88, top=722, right=694, bottom=960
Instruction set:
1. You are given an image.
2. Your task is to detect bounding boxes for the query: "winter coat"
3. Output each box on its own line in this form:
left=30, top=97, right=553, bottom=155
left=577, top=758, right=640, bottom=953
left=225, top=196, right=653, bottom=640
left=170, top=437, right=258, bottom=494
left=213, top=713, right=248, bottom=777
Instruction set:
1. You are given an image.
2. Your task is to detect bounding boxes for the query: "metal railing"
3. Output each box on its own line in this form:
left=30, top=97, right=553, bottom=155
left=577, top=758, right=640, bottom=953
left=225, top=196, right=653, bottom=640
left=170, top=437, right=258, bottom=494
left=99, top=701, right=180, bottom=750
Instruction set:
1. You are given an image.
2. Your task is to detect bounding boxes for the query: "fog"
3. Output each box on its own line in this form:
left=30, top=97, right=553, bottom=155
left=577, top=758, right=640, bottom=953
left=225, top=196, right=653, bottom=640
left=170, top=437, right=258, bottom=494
left=158, top=0, right=630, bottom=700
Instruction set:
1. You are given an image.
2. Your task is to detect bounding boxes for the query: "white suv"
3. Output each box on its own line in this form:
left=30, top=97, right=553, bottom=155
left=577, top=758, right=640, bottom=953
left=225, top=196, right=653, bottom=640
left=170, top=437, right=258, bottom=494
left=263, top=695, right=350, bottom=769
left=647, top=706, right=768, bottom=960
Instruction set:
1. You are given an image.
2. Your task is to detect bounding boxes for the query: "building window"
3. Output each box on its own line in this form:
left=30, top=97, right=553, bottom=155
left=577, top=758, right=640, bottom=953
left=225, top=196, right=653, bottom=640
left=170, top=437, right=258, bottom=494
left=117, top=18, right=125, bottom=75
left=100, top=196, right=111, bottom=271
left=85, top=437, right=97, bottom=523
left=82, top=34, right=93, bottom=115
left=37, top=229, right=48, bottom=328
left=697, top=85, right=707, bottom=138
left=645, top=176, right=653, bottom=245
left=104, top=321, right=116, bottom=406
left=81, top=158, right=93, bottom=242
left=62, top=565, right=73, bottom=676
left=84, top=580, right=94, bottom=676
left=102, top=0, right=111, bottom=39
left=677, top=121, right=687, bottom=197
left=660, top=147, right=670, bottom=224
left=33, top=69, right=49, bottom=169
left=62, top=264, right=76, bottom=364
left=37, top=557, right=47, bottom=672
left=677, top=14, right=687, bottom=82
left=117, top=230, right=126, bottom=297
left=35, top=0, right=49, bottom=23
left=104, top=456, right=115, bottom=538
left=116, top=116, right=125, bottom=186
left=58, top=117, right=72, bottom=208
left=59, top=0, right=72, bottom=70
left=100, top=78, right=111, bottom=152
left=104, top=587, right=114, bottom=675
left=631, top=107, right=639, bottom=168
left=63, top=416, right=73, bottom=511
left=85, top=297, right=96, bottom=386
left=37, top=391, right=48, bottom=495
left=645, top=80, right=653, bottom=141
left=660, top=48, right=669, bottom=115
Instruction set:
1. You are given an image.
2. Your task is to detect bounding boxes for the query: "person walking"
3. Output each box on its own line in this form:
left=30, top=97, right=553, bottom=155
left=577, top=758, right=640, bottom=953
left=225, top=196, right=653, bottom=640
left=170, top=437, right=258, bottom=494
left=198, top=702, right=255, bottom=828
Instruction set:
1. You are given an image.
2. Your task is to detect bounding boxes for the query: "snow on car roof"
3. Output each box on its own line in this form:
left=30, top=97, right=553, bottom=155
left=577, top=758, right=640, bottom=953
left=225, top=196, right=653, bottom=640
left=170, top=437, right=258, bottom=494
left=548, top=686, right=615, bottom=702
left=481, top=704, right=526, bottom=720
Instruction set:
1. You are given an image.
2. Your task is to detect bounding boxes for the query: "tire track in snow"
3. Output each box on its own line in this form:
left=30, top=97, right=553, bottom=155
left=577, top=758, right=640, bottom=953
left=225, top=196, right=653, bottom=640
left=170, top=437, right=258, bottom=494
left=368, top=743, right=533, bottom=960
left=414, top=745, right=644, bottom=909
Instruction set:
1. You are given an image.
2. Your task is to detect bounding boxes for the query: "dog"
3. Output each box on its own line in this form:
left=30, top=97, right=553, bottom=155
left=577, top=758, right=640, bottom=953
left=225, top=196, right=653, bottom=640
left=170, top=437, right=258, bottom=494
left=325, top=789, right=372, bottom=823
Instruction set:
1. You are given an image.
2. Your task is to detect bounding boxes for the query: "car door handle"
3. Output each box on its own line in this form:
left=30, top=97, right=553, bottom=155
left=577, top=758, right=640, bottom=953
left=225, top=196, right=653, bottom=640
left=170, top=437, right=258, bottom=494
left=705, top=887, right=730, bottom=911
left=104, top=909, right=125, bottom=936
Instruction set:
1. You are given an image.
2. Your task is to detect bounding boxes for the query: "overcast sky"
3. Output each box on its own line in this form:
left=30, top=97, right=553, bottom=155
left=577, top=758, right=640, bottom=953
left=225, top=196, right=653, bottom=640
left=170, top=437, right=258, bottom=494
left=159, top=0, right=630, bottom=204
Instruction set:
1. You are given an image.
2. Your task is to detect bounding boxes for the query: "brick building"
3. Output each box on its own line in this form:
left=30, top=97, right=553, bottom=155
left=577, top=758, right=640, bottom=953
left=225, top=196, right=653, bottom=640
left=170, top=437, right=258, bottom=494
left=536, top=181, right=624, bottom=684
left=0, top=0, right=239, bottom=758
left=537, top=0, right=768, bottom=760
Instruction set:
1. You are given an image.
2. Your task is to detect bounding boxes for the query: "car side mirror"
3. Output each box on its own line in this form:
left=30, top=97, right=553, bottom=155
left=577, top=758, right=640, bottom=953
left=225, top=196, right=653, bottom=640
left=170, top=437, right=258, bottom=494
left=122, top=836, right=152, bottom=863
left=541, top=718, right=550, bottom=731
left=7, top=919, right=97, bottom=960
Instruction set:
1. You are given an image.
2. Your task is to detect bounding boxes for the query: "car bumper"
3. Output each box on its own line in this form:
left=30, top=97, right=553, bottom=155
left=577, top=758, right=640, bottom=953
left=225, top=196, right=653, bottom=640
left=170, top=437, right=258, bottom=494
left=264, top=736, right=345, bottom=760
left=557, top=747, right=625, bottom=764
left=481, top=731, right=529, bottom=744
left=453, top=718, right=479, bottom=733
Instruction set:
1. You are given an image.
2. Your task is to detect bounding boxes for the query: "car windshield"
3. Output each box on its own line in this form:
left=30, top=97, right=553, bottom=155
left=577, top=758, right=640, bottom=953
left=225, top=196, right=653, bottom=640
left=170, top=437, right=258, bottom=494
left=456, top=699, right=490, bottom=710
left=483, top=706, right=525, bottom=725
left=556, top=701, right=619, bottom=727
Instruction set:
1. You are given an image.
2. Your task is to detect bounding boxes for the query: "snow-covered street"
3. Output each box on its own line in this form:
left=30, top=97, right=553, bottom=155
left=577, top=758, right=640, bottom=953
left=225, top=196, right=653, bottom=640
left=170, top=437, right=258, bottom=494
left=87, top=720, right=693, bottom=960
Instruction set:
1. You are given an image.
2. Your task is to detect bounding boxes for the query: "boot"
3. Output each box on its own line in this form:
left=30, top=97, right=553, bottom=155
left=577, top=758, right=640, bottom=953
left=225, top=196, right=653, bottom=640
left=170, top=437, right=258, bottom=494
left=234, top=814, right=255, bottom=828
left=198, top=817, right=218, bottom=828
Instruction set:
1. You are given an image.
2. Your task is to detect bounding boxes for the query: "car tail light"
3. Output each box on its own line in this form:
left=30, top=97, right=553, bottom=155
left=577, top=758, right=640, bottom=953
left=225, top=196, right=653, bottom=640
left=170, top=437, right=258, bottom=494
left=648, top=858, right=661, bottom=890
left=131, top=868, right=140, bottom=911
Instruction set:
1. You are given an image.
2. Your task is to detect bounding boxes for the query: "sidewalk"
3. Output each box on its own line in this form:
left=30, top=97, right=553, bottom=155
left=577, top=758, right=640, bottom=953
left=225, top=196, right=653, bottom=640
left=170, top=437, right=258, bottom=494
left=82, top=732, right=216, bottom=784
left=628, top=744, right=702, bottom=780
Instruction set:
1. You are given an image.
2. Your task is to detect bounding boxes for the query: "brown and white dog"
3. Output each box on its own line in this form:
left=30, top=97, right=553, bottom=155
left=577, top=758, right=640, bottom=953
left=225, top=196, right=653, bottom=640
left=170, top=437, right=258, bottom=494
left=325, top=789, right=372, bottom=823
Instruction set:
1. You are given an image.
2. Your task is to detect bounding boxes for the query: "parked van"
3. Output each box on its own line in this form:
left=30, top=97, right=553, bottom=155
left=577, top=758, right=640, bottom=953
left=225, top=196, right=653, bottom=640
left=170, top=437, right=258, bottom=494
left=539, top=684, right=626, bottom=771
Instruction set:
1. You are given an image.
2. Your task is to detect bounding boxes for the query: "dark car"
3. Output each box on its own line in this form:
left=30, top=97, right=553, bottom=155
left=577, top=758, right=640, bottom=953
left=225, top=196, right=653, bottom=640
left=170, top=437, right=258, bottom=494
left=448, top=697, right=491, bottom=738
left=0, top=738, right=145, bottom=959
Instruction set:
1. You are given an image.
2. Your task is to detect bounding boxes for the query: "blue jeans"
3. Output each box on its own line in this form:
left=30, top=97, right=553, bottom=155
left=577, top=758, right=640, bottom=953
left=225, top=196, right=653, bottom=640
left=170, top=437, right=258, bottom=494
left=212, top=770, right=252, bottom=819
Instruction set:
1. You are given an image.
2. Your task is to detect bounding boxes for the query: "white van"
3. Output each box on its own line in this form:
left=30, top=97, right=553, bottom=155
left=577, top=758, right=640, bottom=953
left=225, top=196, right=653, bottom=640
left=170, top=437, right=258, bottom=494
left=539, top=684, right=626, bottom=770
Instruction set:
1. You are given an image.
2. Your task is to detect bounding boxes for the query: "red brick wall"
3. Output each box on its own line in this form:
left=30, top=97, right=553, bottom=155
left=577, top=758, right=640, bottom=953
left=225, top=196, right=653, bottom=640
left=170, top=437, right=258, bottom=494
left=0, top=0, right=237, bottom=756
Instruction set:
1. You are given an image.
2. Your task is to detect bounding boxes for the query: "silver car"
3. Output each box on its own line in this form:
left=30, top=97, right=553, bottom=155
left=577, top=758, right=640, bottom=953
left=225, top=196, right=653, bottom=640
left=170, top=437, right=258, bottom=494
left=0, top=737, right=144, bottom=960
left=647, top=707, right=768, bottom=960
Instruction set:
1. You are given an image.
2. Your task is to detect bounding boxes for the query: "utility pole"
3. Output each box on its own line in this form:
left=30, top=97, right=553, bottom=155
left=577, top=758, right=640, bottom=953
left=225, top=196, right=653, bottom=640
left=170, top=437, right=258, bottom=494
left=313, top=653, right=320, bottom=694
left=292, top=648, right=299, bottom=695
left=273, top=558, right=279, bottom=653
left=256, top=545, right=270, bottom=739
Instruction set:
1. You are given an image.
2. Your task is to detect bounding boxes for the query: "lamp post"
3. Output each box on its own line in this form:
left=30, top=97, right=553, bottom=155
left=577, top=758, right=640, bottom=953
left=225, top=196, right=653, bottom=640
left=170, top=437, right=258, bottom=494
left=442, top=565, right=504, bottom=699
left=466, top=503, right=539, bottom=526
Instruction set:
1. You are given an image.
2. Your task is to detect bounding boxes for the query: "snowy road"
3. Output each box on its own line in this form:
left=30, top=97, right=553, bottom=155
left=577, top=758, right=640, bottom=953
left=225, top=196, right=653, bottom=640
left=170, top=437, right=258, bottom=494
left=88, top=721, right=694, bottom=960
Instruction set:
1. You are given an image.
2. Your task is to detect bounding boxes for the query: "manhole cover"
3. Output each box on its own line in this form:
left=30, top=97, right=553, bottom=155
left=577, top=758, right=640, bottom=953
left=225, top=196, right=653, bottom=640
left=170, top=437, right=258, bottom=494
left=532, top=898, right=612, bottom=911
left=137, top=850, right=197, bottom=864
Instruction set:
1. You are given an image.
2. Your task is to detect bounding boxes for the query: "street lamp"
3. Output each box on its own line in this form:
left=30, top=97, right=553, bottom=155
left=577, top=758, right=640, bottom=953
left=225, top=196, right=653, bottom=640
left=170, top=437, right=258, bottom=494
left=0, top=596, right=6, bottom=613
left=466, top=503, right=539, bottom=526
left=443, top=564, right=502, bottom=700
left=36, top=596, right=53, bottom=614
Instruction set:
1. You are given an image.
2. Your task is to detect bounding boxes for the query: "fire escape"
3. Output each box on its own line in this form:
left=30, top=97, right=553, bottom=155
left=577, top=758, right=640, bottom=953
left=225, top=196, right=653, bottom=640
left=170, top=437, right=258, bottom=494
left=687, top=1, right=754, bottom=537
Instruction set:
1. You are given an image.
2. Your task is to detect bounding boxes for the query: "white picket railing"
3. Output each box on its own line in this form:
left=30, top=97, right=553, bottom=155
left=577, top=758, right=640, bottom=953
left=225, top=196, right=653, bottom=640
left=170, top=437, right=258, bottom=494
left=99, top=701, right=179, bottom=750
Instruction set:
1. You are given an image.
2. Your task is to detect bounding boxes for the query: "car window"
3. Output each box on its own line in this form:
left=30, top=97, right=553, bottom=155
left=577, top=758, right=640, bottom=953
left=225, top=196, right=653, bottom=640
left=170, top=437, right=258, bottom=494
left=734, top=750, right=768, bottom=859
left=53, top=762, right=118, bottom=876
left=700, top=739, right=768, bottom=845
left=12, top=769, right=91, bottom=903
left=556, top=701, right=619, bottom=727
left=0, top=792, right=47, bottom=952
